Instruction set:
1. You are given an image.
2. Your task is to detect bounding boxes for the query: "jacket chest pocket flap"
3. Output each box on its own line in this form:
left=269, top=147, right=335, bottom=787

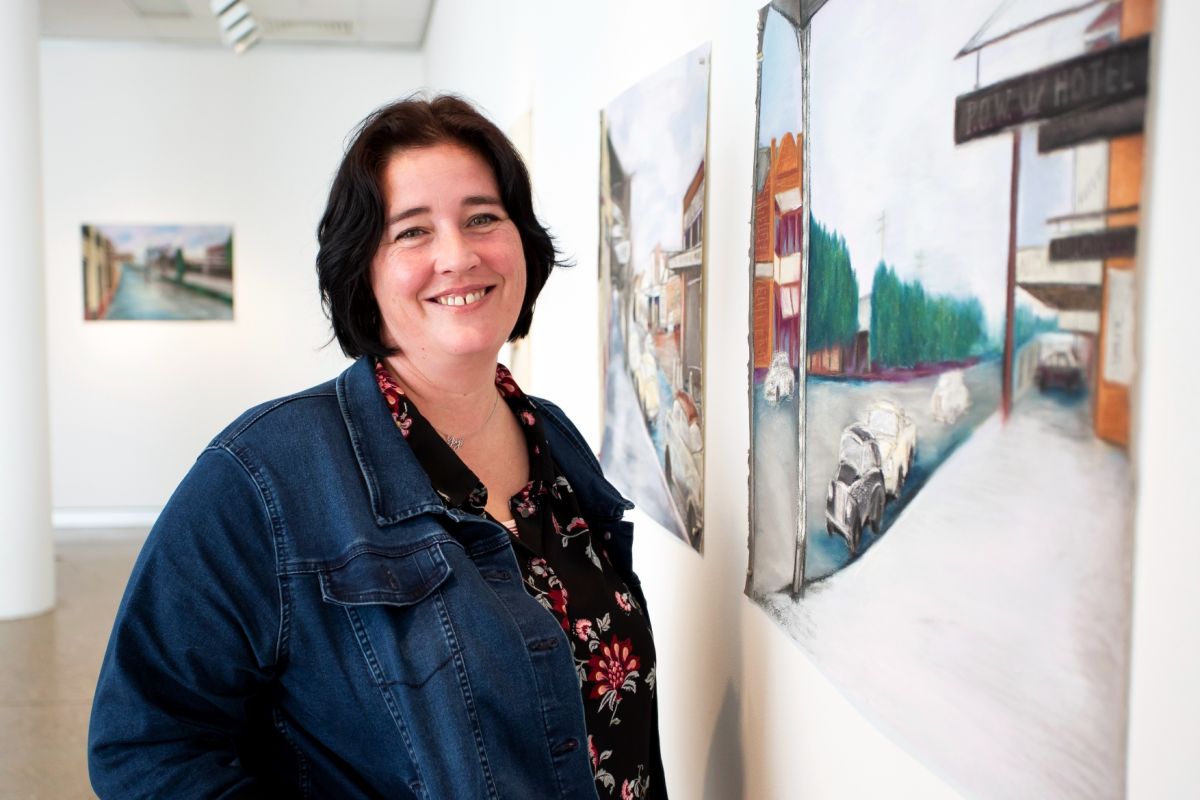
left=319, top=545, right=456, bottom=688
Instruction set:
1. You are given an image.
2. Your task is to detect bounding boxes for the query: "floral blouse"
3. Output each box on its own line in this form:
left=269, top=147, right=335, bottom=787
left=374, top=361, right=660, bottom=799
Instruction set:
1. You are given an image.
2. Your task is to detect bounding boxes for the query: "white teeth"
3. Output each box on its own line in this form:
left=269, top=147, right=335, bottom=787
left=436, top=289, right=487, bottom=307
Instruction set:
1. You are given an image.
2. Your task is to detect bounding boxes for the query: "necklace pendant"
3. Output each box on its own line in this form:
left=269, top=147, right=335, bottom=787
left=444, top=434, right=464, bottom=451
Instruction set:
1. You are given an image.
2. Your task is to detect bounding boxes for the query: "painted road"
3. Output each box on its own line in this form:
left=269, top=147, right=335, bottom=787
left=750, top=358, right=1006, bottom=587
left=599, top=296, right=687, bottom=542
left=803, top=359, right=1003, bottom=579
left=760, top=384, right=1130, bottom=799
left=103, top=267, right=232, bottom=320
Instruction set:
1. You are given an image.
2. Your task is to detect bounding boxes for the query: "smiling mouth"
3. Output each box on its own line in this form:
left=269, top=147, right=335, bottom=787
left=433, top=287, right=491, bottom=307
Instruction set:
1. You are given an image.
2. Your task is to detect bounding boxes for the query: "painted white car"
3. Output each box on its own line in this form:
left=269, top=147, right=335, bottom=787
left=862, top=399, right=916, bottom=498
left=663, top=391, right=704, bottom=544
left=763, top=351, right=795, bottom=406
left=930, top=369, right=970, bottom=425
left=635, top=351, right=661, bottom=421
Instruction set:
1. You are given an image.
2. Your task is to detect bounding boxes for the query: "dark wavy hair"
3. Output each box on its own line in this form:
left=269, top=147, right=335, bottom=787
left=317, top=94, right=563, bottom=360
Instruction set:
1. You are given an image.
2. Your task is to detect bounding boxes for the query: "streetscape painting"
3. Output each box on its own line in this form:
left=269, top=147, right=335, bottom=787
left=82, top=224, right=234, bottom=320
left=599, top=44, right=710, bottom=550
left=746, top=1, right=1152, bottom=797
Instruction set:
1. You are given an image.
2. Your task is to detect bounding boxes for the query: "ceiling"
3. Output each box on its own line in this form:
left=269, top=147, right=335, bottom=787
left=40, top=0, right=435, bottom=49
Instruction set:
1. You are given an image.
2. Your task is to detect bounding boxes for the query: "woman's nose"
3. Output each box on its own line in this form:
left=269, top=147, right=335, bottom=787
left=434, top=227, right=479, bottom=273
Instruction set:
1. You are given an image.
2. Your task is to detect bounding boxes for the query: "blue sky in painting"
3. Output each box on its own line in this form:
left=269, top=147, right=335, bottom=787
left=758, top=7, right=804, bottom=148
left=604, top=43, right=710, bottom=279
left=96, top=224, right=231, bottom=262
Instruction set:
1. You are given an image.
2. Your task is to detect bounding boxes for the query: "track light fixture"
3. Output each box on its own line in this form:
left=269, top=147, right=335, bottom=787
left=209, top=0, right=261, bottom=54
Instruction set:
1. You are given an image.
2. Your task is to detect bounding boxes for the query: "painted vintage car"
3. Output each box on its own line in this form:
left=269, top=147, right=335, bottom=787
left=663, top=390, right=704, bottom=544
left=825, top=424, right=886, bottom=556
left=931, top=369, right=970, bottom=425
left=1036, top=350, right=1085, bottom=393
left=763, top=351, right=795, bottom=406
left=635, top=350, right=661, bottom=422
left=862, top=399, right=916, bottom=498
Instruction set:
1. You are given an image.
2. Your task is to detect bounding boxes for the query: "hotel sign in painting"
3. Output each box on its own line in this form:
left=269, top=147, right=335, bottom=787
left=954, top=35, right=1149, bottom=144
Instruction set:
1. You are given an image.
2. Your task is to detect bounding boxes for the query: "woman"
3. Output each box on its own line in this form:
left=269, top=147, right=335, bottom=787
left=89, top=95, right=665, bottom=799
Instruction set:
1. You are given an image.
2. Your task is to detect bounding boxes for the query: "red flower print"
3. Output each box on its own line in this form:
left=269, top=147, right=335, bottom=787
left=621, top=780, right=634, bottom=800
left=566, top=517, right=588, bottom=534
left=529, top=557, right=548, bottom=577
left=575, top=619, right=592, bottom=641
left=548, top=588, right=570, bottom=630
left=587, top=637, right=640, bottom=700
left=373, top=360, right=407, bottom=396
left=494, top=365, right=521, bottom=397
left=520, top=410, right=536, bottom=427
left=514, top=489, right=538, bottom=519
left=395, top=411, right=412, bottom=438
left=615, top=591, right=632, bottom=613
left=589, top=736, right=598, bottom=770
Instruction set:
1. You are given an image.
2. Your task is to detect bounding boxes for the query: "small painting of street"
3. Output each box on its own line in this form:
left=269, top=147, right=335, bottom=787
left=599, top=43, right=710, bottom=550
left=82, top=224, right=234, bottom=320
left=746, top=1, right=1150, bottom=798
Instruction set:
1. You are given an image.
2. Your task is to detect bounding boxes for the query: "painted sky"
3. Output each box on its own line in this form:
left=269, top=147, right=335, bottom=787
left=96, top=224, right=232, bottom=263
left=758, top=7, right=804, bottom=148
left=807, top=0, right=1097, bottom=329
left=604, top=43, right=710, bottom=277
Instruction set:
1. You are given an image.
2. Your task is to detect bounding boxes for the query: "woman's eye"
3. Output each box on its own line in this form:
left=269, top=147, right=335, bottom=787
left=467, top=213, right=500, bottom=227
left=394, top=227, right=425, bottom=242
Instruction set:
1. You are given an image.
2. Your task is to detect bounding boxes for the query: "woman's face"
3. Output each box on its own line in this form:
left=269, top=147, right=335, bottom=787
left=370, top=142, right=527, bottom=367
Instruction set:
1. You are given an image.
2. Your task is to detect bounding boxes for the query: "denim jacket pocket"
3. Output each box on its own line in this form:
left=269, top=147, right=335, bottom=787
left=318, top=545, right=456, bottom=688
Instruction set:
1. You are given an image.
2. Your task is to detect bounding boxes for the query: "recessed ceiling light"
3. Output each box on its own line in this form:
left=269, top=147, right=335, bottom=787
left=209, top=0, right=262, bottom=55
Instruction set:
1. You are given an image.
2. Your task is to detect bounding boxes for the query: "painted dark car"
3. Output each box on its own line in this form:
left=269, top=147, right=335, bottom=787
left=1036, top=350, right=1085, bottom=393
left=825, top=424, right=886, bottom=556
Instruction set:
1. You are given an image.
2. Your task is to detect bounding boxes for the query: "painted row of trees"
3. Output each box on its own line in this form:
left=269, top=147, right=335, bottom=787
left=806, top=218, right=859, bottom=352
left=869, top=263, right=987, bottom=368
left=807, top=216, right=992, bottom=369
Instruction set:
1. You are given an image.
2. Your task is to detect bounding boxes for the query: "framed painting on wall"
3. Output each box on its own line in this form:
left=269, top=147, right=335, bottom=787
left=82, top=224, right=234, bottom=321
left=599, top=44, right=711, bottom=550
left=746, top=1, right=1151, bottom=796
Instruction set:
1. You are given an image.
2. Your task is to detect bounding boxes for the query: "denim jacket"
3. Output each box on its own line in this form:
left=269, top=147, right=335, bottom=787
left=88, top=357, right=659, bottom=799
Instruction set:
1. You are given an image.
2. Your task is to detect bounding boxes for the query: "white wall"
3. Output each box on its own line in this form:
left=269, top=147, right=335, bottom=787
left=1126, top=0, right=1200, bottom=795
left=425, top=1, right=1196, bottom=798
left=40, top=41, right=423, bottom=524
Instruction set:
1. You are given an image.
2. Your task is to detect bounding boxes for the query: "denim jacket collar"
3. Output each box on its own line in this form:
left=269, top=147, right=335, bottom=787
left=335, top=358, right=632, bottom=527
left=336, top=358, right=445, bottom=527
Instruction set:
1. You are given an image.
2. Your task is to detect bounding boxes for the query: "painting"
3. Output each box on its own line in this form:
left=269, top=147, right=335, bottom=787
left=82, top=224, right=234, bottom=320
left=599, top=44, right=711, bottom=550
left=746, top=1, right=1151, bottom=797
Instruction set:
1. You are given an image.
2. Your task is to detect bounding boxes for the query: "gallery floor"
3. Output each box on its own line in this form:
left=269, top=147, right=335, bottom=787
left=0, top=536, right=143, bottom=799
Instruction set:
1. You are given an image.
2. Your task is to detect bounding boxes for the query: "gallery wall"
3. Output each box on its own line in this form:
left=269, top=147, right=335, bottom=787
left=421, top=1, right=1198, bottom=798
left=39, top=40, right=423, bottom=525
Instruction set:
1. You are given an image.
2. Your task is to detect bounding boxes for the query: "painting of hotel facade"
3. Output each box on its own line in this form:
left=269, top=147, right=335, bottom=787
left=599, top=44, right=710, bottom=549
left=746, top=1, right=1151, bottom=796
left=82, top=224, right=234, bottom=320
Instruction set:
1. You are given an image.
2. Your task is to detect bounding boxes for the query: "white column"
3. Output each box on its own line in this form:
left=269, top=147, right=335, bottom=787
left=0, top=0, right=55, bottom=619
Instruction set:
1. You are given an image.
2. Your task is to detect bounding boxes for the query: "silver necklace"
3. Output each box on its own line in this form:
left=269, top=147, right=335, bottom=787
left=436, top=391, right=500, bottom=452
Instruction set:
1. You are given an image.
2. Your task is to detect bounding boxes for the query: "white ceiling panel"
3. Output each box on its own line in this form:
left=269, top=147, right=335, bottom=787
left=40, top=0, right=434, bottom=48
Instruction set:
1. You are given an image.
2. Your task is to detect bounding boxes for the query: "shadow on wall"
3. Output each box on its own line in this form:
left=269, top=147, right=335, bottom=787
left=703, top=682, right=745, bottom=800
